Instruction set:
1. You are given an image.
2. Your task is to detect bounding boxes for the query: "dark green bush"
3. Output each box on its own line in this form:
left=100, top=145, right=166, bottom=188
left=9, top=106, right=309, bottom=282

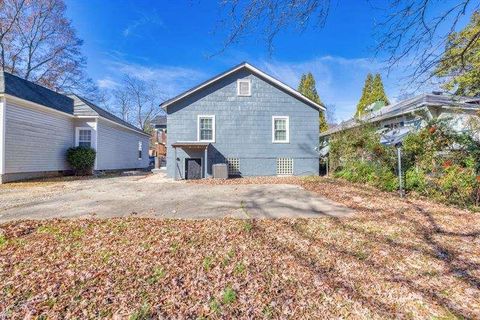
left=66, top=146, right=96, bottom=175
left=328, top=120, right=480, bottom=208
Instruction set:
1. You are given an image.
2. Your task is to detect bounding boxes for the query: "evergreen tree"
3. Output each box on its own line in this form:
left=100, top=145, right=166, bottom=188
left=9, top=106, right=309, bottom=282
left=435, top=11, right=480, bottom=96
left=371, top=74, right=390, bottom=106
left=356, top=73, right=374, bottom=117
left=356, top=73, right=390, bottom=117
left=298, top=72, right=328, bottom=132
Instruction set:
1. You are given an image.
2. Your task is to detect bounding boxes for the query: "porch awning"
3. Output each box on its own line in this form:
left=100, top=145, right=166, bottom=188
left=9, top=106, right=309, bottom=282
left=171, top=141, right=210, bottom=149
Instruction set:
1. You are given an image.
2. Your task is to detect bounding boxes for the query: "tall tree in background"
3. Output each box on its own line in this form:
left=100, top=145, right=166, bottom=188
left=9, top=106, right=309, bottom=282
left=298, top=72, right=328, bottom=132
left=435, top=11, right=480, bottom=96
left=356, top=74, right=373, bottom=117
left=0, top=0, right=97, bottom=96
left=371, top=74, right=390, bottom=106
left=356, top=73, right=389, bottom=117
left=112, top=75, right=165, bottom=132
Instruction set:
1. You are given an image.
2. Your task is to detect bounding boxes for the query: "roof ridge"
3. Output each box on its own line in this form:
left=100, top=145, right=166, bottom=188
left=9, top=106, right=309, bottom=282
left=161, top=62, right=326, bottom=111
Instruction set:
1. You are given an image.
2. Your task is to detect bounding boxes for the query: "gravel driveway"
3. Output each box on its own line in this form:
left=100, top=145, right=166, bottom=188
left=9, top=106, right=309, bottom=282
left=0, top=173, right=354, bottom=222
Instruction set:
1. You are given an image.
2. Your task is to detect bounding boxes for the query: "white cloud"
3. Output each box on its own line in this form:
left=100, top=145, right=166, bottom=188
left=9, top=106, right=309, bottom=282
left=97, top=77, right=120, bottom=89
left=101, top=58, right=207, bottom=99
left=258, top=56, right=404, bottom=122
left=123, top=12, right=164, bottom=37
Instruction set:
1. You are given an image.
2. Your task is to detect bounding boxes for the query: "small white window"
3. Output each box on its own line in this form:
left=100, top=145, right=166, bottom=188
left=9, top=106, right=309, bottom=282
left=226, top=158, right=240, bottom=176
left=76, top=128, right=92, bottom=148
left=272, top=116, right=289, bottom=143
left=237, top=79, right=251, bottom=96
left=138, top=141, right=143, bottom=160
left=198, top=115, right=215, bottom=142
left=276, top=158, right=293, bottom=175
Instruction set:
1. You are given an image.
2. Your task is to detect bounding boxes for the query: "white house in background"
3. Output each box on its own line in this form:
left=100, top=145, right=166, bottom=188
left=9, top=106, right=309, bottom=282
left=321, top=93, right=480, bottom=139
left=0, top=71, right=150, bottom=183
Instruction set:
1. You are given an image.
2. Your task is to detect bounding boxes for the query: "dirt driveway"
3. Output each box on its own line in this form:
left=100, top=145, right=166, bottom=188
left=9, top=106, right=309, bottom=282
left=0, top=173, right=353, bottom=222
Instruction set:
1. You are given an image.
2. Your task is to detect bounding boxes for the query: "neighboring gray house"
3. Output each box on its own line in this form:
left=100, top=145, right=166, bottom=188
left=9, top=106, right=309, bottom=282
left=321, top=93, right=480, bottom=139
left=0, top=72, right=150, bottom=183
left=161, top=62, right=325, bottom=179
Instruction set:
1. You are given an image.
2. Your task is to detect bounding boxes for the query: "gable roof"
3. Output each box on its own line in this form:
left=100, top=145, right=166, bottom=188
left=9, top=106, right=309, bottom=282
left=321, top=93, right=480, bottom=137
left=151, top=115, right=167, bottom=126
left=0, top=71, right=73, bottom=114
left=160, top=62, right=326, bottom=111
left=69, top=94, right=150, bottom=136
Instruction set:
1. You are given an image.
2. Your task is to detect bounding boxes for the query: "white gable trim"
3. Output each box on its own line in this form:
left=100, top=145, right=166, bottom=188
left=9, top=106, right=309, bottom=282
left=161, top=63, right=326, bottom=111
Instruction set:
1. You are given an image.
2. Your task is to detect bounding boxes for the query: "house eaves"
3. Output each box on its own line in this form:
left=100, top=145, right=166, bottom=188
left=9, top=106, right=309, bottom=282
left=69, top=94, right=150, bottom=137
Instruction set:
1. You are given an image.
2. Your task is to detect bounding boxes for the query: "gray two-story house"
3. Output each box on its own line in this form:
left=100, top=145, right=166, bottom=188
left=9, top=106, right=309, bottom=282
left=161, top=62, right=325, bottom=179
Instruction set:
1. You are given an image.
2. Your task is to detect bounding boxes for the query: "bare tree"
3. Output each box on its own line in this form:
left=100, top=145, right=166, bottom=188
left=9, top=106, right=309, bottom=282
left=113, top=76, right=165, bottom=131
left=0, top=0, right=96, bottom=95
left=374, top=0, right=480, bottom=85
left=112, top=88, right=132, bottom=122
left=215, top=0, right=331, bottom=54
left=216, top=1, right=480, bottom=86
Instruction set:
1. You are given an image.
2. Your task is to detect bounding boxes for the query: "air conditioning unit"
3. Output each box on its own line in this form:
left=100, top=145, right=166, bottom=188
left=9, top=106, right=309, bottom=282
left=212, top=163, right=228, bottom=179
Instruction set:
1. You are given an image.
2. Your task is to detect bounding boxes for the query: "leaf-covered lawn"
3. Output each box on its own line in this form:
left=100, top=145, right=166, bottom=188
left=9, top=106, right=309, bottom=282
left=1, top=177, right=479, bottom=319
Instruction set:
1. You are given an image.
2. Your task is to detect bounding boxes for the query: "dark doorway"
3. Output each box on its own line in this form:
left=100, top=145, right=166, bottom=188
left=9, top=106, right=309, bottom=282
left=185, top=158, right=202, bottom=180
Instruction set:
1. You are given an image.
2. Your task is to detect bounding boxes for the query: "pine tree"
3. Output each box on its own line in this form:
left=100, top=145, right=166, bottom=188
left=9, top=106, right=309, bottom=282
left=298, top=72, right=328, bottom=132
left=371, top=74, right=390, bottom=106
left=355, top=73, right=389, bottom=117
left=356, top=73, right=374, bottom=117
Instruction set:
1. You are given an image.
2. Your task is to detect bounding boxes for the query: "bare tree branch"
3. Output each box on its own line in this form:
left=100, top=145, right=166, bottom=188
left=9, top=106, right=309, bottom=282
left=214, top=0, right=330, bottom=55
left=373, top=0, right=480, bottom=87
left=0, top=0, right=97, bottom=98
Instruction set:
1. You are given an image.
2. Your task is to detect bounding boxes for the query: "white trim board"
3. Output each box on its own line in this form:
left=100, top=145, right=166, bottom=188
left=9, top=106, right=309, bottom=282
left=237, top=79, right=251, bottom=96
left=272, top=116, right=290, bottom=143
left=0, top=96, right=6, bottom=174
left=161, top=62, right=326, bottom=111
left=197, top=115, right=215, bottom=143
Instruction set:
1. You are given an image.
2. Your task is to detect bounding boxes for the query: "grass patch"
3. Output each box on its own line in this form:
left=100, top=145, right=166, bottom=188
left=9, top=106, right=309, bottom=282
left=147, top=267, right=165, bottom=284
left=222, top=286, right=237, bottom=305
left=0, top=234, right=7, bottom=248
left=202, top=256, right=214, bottom=272
left=233, top=262, right=246, bottom=275
left=129, top=303, right=152, bottom=320
left=209, top=298, right=221, bottom=314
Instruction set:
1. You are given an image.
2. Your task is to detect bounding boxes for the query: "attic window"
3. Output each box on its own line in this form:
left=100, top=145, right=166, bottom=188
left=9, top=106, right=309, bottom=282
left=237, top=79, right=251, bottom=96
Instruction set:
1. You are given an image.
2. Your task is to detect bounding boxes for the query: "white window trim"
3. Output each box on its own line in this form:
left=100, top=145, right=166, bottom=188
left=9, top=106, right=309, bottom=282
left=138, top=141, right=143, bottom=160
left=197, top=115, right=215, bottom=143
left=75, top=127, right=94, bottom=148
left=272, top=116, right=290, bottom=143
left=237, top=79, right=251, bottom=96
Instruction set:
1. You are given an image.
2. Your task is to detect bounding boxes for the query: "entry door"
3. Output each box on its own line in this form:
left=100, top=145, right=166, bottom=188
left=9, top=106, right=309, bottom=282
left=185, top=158, right=202, bottom=180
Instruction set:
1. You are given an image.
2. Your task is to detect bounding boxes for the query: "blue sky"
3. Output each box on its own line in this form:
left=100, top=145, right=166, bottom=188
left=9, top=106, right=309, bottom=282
left=65, top=0, right=471, bottom=121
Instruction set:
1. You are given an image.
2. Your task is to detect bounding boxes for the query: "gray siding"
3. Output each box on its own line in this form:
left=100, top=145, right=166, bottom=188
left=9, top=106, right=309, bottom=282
left=96, top=118, right=150, bottom=170
left=167, top=69, right=320, bottom=178
left=4, top=99, right=74, bottom=173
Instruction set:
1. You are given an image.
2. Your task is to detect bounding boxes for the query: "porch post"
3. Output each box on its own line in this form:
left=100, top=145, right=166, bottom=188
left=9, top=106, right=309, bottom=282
left=204, top=146, right=208, bottom=178
left=174, top=146, right=178, bottom=180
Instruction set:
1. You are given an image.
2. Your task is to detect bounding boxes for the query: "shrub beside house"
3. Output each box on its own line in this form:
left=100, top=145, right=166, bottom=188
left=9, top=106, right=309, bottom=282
left=328, top=121, right=480, bottom=208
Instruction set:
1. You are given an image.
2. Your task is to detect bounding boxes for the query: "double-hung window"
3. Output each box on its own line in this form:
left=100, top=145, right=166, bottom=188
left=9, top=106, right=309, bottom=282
left=198, top=115, right=215, bottom=142
left=76, top=128, right=92, bottom=148
left=272, top=116, right=289, bottom=143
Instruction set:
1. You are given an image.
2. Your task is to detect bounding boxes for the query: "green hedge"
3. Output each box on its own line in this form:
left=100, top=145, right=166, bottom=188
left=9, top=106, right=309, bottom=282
left=66, top=146, right=96, bottom=176
left=328, top=120, right=480, bottom=208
